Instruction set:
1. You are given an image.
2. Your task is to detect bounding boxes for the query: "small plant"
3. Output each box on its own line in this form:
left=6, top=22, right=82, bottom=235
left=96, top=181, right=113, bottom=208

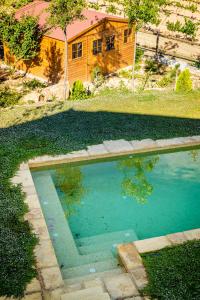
left=119, top=69, right=132, bottom=79
left=0, top=87, right=22, bottom=107
left=70, top=80, right=88, bottom=100
left=23, top=79, right=47, bottom=91
left=157, top=65, right=179, bottom=88
left=193, top=57, right=200, bottom=69
left=91, top=65, right=105, bottom=88
left=176, top=68, right=193, bottom=92
left=135, top=47, right=144, bottom=64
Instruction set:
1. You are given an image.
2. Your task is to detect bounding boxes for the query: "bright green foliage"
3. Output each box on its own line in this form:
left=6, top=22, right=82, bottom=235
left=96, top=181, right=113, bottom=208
left=0, top=14, right=43, bottom=62
left=0, top=16, right=43, bottom=60
left=0, top=87, right=22, bottom=107
left=23, top=79, right=47, bottom=91
left=47, top=0, right=87, bottom=32
left=0, top=0, right=33, bottom=10
left=142, top=241, right=200, bottom=299
left=122, top=0, right=168, bottom=28
left=167, top=17, right=198, bottom=39
left=70, top=80, right=88, bottom=100
left=135, top=47, right=144, bottom=63
left=176, top=68, right=193, bottom=92
left=194, top=57, right=200, bottom=69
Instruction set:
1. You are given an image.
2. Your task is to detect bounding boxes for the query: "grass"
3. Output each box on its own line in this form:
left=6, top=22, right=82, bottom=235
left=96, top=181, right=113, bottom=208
left=0, top=88, right=200, bottom=298
left=142, top=241, right=200, bottom=300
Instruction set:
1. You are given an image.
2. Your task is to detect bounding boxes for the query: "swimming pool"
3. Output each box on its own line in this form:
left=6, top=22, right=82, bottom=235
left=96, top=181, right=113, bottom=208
left=31, top=146, right=200, bottom=279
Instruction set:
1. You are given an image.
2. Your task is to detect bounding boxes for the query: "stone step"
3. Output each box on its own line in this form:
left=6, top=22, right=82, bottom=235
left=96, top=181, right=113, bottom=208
left=76, top=229, right=138, bottom=248
left=73, top=250, right=113, bottom=267
left=62, top=258, right=119, bottom=279
left=61, top=286, right=108, bottom=300
left=64, top=267, right=124, bottom=286
left=78, top=235, right=137, bottom=255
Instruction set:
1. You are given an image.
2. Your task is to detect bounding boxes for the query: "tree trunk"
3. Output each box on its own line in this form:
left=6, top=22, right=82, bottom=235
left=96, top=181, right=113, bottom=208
left=131, top=29, right=137, bottom=91
left=155, top=30, right=160, bottom=60
left=63, top=29, right=69, bottom=100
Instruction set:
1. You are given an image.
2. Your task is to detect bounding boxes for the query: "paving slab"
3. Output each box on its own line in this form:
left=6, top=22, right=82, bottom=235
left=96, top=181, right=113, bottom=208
left=41, top=266, right=63, bottom=290
left=83, top=278, right=104, bottom=289
left=184, top=229, right=200, bottom=240
left=118, top=243, right=143, bottom=271
left=134, top=236, right=171, bottom=253
left=25, top=208, right=44, bottom=220
left=26, top=278, right=41, bottom=294
left=29, top=217, right=50, bottom=240
left=43, top=288, right=64, bottom=300
left=131, top=267, right=148, bottom=290
left=35, top=239, right=58, bottom=268
left=25, top=194, right=41, bottom=209
left=23, top=293, right=42, bottom=300
left=103, top=140, right=133, bottom=153
left=87, top=144, right=108, bottom=156
left=61, top=286, right=104, bottom=300
left=131, top=139, right=156, bottom=150
left=65, top=282, right=82, bottom=293
left=104, top=273, right=139, bottom=299
left=166, top=232, right=187, bottom=245
left=191, top=135, right=200, bottom=142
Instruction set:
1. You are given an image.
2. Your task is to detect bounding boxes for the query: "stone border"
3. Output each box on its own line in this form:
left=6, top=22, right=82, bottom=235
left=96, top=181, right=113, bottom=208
left=11, top=136, right=200, bottom=299
left=29, top=136, right=200, bottom=169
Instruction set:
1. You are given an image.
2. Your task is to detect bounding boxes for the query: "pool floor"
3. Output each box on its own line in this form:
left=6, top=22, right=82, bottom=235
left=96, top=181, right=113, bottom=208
left=31, top=147, right=200, bottom=279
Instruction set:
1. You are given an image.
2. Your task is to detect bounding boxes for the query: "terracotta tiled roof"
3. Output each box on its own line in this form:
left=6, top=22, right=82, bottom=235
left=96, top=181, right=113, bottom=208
left=15, top=0, right=116, bottom=42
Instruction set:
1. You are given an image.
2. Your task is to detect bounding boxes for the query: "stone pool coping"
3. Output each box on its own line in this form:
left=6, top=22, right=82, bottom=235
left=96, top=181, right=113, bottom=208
left=12, top=136, right=200, bottom=300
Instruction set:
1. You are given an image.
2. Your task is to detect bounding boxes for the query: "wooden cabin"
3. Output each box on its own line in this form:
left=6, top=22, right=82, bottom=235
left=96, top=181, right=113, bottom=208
left=4, top=1, right=135, bottom=84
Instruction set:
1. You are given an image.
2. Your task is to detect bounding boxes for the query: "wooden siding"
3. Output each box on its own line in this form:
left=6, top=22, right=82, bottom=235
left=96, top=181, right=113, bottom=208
left=4, top=18, right=135, bottom=84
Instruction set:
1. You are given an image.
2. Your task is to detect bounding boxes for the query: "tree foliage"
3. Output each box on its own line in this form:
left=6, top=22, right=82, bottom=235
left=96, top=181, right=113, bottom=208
left=0, top=13, right=43, bottom=62
left=47, top=0, right=87, bottom=32
left=167, top=17, right=199, bottom=39
left=176, top=68, right=193, bottom=92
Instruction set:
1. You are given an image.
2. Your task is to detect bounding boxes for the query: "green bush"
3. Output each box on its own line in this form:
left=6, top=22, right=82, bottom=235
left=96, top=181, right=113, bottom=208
left=70, top=80, right=88, bottom=100
left=91, top=65, right=105, bottom=88
left=135, top=47, right=144, bottom=64
left=142, top=241, right=200, bottom=299
left=157, top=66, right=179, bottom=88
left=194, top=56, right=200, bottom=69
left=23, top=79, right=47, bottom=91
left=0, top=87, right=21, bottom=107
left=176, top=68, right=193, bottom=92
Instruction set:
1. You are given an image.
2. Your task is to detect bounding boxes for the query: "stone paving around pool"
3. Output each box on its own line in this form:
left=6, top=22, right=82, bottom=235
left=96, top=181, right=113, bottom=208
left=10, top=136, right=200, bottom=300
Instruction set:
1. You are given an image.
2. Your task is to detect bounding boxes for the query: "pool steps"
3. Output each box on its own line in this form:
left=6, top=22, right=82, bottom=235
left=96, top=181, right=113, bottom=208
left=32, top=173, right=139, bottom=284
left=63, top=267, right=124, bottom=285
left=76, top=229, right=138, bottom=255
left=61, top=286, right=110, bottom=300
left=62, top=258, right=120, bottom=279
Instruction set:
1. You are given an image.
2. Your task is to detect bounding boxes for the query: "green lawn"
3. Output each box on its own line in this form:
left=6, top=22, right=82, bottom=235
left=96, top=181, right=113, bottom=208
left=1, top=88, right=200, bottom=298
left=142, top=241, right=200, bottom=300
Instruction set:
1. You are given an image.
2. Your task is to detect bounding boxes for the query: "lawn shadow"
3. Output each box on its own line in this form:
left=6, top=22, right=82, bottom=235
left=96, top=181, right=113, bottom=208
left=1, top=109, right=200, bottom=156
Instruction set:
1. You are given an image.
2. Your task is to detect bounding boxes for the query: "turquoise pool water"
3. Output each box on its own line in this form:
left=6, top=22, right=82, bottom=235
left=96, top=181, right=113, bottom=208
left=31, top=147, right=200, bottom=279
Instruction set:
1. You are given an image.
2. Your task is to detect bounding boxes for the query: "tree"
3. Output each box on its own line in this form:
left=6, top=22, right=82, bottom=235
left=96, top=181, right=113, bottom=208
left=176, top=68, right=193, bottom=92
left=93, top=0, right=168, bottom=91
left=47, top=0, right=87, bottom=100
left=0, top=13, right=44, bottom=72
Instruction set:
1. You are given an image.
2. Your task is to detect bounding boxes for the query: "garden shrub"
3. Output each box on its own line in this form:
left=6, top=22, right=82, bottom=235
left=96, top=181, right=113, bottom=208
left=142, top=241, right=200, bottom=299
left=194, top=56, right=200, bottom=69
left=176, top=68, right=193, bottom=92
left=0, top=222, right=37, bottom=298
left=23, top=79, right=47, bottom=91
left=91, top=65, right=105, bottom=88
left=135, top=47, right=144, bottom=64
left=70, top=80, right=88, bottom=100
left=0, top=87, right=21, bottom=107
